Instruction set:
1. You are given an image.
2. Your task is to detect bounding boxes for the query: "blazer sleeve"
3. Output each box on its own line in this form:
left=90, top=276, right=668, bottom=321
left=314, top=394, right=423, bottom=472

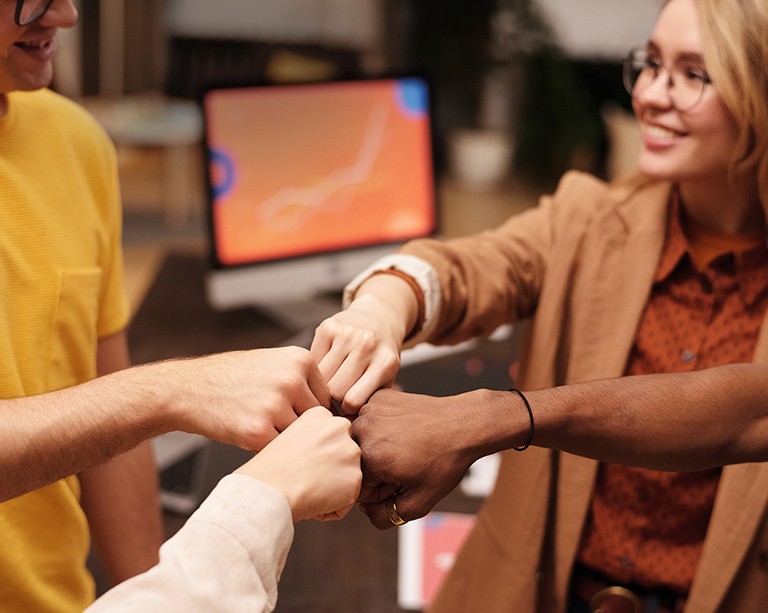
left=400, top=171, right=609, bottom=345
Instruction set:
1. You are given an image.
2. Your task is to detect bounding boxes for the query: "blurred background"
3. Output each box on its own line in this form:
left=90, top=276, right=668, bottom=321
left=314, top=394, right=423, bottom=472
left=55, top=0, right=658, bottom=247
left=56, top=3, right=662, bottom=609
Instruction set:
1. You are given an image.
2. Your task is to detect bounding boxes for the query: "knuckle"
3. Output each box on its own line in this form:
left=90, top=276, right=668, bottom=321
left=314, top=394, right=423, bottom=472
left=315, top=317, right=344, bottom=338
left=342, top=390, right=365, bottom=413
left=240, top=422, right=273, bottom=451
left=374, top=353, right=400, bottom=381
left=327, top=380, right=348, bottom=402
left=284, top=345, right=312, bottom=365
left=355, top=328, right=379, bottom=351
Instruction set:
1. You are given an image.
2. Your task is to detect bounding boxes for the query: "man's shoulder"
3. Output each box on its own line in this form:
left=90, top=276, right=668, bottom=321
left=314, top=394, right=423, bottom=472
left=11, top=89, right=107, bottom=139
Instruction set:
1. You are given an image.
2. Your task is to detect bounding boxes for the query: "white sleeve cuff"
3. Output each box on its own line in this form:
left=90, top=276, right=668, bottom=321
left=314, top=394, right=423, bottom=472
left=342, top=254, right=441, bottom=347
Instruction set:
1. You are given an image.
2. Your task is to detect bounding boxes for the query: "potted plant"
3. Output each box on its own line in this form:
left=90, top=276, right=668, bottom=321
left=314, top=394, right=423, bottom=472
left=407, top=0, right=553, bottom=188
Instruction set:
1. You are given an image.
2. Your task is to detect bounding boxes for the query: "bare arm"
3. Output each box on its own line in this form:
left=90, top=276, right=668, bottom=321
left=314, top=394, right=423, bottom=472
left=0, top=345, right=331, bottom=503
left=79, top=331, right=163, bottom=583
left=531, top=364, right=768, bottom=470
left=353, top=364, right=768, bottom=528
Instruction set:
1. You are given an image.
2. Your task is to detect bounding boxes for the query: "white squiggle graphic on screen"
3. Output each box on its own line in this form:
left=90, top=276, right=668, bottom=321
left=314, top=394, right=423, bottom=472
left=254, top=101, right=390, bottom=231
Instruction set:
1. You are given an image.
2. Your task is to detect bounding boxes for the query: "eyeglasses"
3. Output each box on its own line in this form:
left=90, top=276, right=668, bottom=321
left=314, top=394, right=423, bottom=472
left=622, top=47, right=712, bottom=111
left=14, top=0, right=54, bottom=26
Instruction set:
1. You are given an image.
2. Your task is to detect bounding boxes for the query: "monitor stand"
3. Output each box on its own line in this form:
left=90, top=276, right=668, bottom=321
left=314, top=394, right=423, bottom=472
left=253, top=291, right=345, bottom=348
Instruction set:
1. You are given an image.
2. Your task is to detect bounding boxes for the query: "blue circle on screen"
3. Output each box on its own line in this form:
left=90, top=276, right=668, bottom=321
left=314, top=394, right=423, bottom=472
left=395, top=78, right=428, bottom=119
left=209, top=148, right=236, bottom=199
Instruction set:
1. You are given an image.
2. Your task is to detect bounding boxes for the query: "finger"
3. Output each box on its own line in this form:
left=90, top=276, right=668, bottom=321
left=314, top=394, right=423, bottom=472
left=326, top=356, right=372, bottom=408
left=270, top=404, right=303, bottom=433
left=248, top=425, right=280, bottom=453
left=359, top=501, right=397, bottom=530
left=288, top=377, right=331, bottom=419
left=316, top=345, right=350, bottom=388
left=341, top=368, right=396, bottom=414
left=328, top=376, right=367, bottom=412
left=356, top=480, right=398, bottom=505
left=314, top=502, right=355, bottom=521
left=308, top=328, right=332, bottom=362
left=304, top=361, right=331, bottom=411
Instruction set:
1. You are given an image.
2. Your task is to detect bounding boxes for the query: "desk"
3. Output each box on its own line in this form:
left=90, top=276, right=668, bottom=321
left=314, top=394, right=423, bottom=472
left=127, top=253, right=519, bottom=612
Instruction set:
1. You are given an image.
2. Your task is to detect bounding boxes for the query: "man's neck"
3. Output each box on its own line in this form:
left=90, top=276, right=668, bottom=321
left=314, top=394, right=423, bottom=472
left=0, top=94, right=7, bottom=118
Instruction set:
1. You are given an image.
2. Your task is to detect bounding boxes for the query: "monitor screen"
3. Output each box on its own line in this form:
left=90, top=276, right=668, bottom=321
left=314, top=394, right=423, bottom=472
left=202, top=76, right=438, bottom=324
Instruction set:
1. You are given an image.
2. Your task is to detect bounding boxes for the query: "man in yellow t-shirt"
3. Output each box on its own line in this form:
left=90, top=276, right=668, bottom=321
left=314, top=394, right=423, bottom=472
left=0, top=2, right=163, bottom=610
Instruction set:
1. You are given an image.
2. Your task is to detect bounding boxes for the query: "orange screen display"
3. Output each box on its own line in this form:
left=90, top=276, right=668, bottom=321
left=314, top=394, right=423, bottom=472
left=204, top=78, right=436, bottom=266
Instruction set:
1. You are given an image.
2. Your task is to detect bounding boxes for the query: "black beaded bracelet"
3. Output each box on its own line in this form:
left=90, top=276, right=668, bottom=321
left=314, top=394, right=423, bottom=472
left=509, top=387, right=534, bottom=451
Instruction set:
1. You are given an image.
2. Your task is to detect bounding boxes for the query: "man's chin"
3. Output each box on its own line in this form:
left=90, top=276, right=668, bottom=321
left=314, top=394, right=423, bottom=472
left=21, top=78, right=55, bottom=92
left=11, top=68, right=55, bottom=94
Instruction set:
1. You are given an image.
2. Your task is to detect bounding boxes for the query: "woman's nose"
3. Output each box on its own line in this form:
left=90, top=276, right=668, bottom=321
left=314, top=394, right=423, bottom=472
left=635, top=69, right=674, bottom=110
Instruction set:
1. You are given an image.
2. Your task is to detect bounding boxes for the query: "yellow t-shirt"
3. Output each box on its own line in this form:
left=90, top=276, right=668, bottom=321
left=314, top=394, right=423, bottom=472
left=0, top=89, right=130, bottom=612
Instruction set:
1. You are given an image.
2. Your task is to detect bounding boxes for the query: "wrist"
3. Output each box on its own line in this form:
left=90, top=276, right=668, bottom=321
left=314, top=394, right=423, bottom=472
left=349, top=291, right=411, bottom=345
left=118, top=360, right=184, bottom=436
left=361, top=269, right=426, bottom=340
left=460, top=389, right=535, bottom=459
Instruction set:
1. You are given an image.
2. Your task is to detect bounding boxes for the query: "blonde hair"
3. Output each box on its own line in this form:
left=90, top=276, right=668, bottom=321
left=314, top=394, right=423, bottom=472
left=695, top=0, right=768, bottom=214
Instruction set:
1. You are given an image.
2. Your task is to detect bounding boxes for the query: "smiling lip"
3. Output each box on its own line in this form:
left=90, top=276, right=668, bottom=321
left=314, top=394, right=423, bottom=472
left=13, top=38, right=56, bottom=62
left=642, top=122, right=686, bottom=148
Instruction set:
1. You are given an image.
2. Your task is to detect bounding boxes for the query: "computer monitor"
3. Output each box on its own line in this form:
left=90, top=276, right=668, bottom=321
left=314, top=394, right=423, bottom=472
left=202, top=76, right=438, bottom=329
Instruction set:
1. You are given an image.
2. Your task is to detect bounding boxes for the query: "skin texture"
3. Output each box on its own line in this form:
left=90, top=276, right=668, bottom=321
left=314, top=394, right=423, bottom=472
left=351, top=366, right=768, bottom=528
left=235, top=406, right=362, bottom=522
left=633, top=0, right=760, bottom=235
left=0, top=346, right=333, bottom=503
left=0, top=0, right=78, bottom=100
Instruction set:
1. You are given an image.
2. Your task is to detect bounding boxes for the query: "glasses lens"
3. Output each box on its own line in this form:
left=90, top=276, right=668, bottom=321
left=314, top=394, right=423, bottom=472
left=622, top=47, right=708, bottom=111
left=623, top=49, right=647, bottom=96
left=16, top=0, right=52, bottom=25
left=670, top=64, right=707, bottom=110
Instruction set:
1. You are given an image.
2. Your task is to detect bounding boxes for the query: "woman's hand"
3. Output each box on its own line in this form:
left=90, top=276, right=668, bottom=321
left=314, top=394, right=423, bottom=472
left=236, top=407, right=362, bottom=522
left=311, top=274, right=419, bottom=414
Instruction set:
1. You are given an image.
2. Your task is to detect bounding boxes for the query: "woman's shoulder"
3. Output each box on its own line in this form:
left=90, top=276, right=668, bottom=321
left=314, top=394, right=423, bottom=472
left=552, top=170, right=668, bottom=211
left=555, top=169, right=656, bottom=199
left=539, top=170, right=670, bottom=238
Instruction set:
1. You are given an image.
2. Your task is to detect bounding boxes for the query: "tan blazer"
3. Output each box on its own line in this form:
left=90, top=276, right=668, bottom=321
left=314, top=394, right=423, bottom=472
left=401, top=171, right=768, bottom=613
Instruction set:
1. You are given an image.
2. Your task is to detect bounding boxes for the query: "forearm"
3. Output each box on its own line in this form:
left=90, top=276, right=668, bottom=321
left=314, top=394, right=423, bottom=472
left=0, top=361, right=178, bottom=502
left=80, top=443, right=163, bottom=584
left=528, top=364, right=768, bottom=470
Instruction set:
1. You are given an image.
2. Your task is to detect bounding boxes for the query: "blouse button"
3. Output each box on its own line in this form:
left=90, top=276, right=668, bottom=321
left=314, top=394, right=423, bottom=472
left=619, top=556, right=634, bottom=569
left=681, top=350, right=696, bottom=363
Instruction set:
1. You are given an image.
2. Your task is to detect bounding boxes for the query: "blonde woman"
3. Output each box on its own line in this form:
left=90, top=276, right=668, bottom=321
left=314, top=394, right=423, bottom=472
left=311, top=0, right=768, bottom=611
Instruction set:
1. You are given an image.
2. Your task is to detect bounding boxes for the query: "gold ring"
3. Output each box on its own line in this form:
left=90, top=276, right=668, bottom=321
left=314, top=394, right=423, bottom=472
left=385, top=497, right=407, bottom=526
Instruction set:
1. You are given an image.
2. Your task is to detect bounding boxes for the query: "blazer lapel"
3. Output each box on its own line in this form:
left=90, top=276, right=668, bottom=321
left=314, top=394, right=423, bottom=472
left=554, top=181, right=671, bottom=603
left=553, top=452, right=600, bottom=606
left=567, top=181, right=670, bottom=383
left=685, top=318, right=768, bottom=612
left=685, top=463, right=768, bottom=613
